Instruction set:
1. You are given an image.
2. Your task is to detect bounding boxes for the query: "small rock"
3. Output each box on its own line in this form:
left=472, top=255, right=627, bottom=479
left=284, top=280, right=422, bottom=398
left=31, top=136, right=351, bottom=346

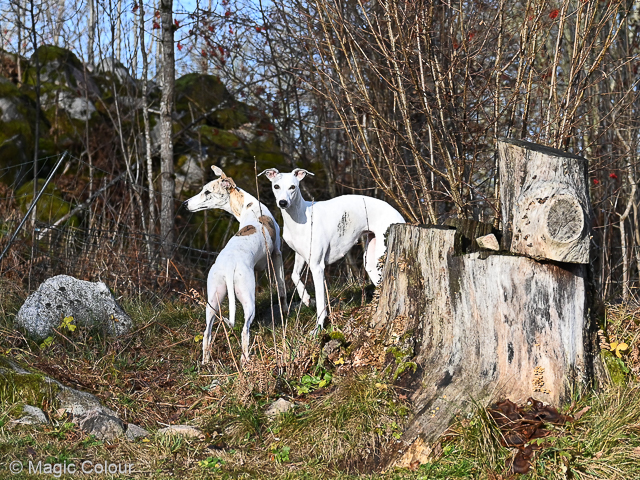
left=15, top=275, right=132, bottom=341
left=125, top=423, right=150, bottom=441
left=476, top=234, right=500, bottom=251
left=73, top=408, right=125, bottom=441
left=55, top=381, right=118, bottom=418
left=265, top=398, right=293, bottom=418
left=157, top=425, right=204, bottom=438
left=13, top=405, right=48, bottom=425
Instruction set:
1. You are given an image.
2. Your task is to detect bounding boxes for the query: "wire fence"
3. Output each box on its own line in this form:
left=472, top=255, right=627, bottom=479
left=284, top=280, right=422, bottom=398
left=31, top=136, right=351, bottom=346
left=0, top=153, right=223, bottom=298
left=0, top=153, right=365, bottom=302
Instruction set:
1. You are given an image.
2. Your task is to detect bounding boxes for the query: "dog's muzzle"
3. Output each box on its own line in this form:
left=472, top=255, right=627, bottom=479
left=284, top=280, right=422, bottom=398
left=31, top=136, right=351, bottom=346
left=278, top=200, right=289, bottom=208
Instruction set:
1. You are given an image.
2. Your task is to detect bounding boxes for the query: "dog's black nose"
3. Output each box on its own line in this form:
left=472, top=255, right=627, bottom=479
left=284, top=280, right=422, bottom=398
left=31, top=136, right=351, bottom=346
left=278, top=200, right=288, bottom=208
left=182, top=200, right=190, bottom=209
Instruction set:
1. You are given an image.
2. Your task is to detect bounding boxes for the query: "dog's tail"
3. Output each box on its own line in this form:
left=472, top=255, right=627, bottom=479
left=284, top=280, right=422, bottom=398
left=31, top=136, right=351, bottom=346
left=225, top=268, right=236, bottom=328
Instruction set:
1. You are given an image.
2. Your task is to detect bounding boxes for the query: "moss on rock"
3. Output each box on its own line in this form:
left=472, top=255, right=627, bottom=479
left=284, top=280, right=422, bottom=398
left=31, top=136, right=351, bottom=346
left=0, top=356, right=60, bottom=413
left=175, top=73, right=230, bottom=115
left=15, top=178, right=78, bottom=226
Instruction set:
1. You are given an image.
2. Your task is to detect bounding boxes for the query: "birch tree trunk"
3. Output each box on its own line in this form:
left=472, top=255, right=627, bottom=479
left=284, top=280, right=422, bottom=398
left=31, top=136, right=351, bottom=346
left=139, top=1, right=156, bottom=248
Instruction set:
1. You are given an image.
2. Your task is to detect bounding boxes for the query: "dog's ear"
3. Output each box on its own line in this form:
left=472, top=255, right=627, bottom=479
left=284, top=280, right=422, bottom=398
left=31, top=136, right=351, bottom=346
left=212, top=165, right=227, bottom=179
left=221, top=177, right=236, bottom=191
left=292, top=168, right=314, bottom=180
left=257, top=168, right=280, bottom=181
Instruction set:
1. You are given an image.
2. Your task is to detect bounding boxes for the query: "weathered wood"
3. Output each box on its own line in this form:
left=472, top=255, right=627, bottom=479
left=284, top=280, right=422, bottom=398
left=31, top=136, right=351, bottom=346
left=444, top=217, right=496, bottom=254
left=476, top=233, right=500, bottom=251
left=371, top=224, right=597, bottom=462
left=498, top=138, right=591, bottom=263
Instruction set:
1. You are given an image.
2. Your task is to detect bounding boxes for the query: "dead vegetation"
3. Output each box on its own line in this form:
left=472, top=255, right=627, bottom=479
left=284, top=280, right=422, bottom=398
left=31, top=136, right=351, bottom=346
left=0, top=277, right=639, bottom=479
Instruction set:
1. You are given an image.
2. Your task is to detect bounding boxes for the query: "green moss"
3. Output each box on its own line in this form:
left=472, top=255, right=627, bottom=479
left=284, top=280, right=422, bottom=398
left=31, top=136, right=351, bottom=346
left=329, top=330, right=346, bottom=343
left=24, top=45, right=83, bottom=87
left=0, top=358, right=60, bottom=412
left=246, top=134, right=284, bottom=166
left=15, top=179, right=78, bottom=226
left=601, top=349, right=628, bottom=386
left=213, top=106, right=249, bottom=130
left=198, top=125, right=242, bottom=150
left=0, top=76, right=21, bottom=97
left=175, top=73, right=230, bottom=115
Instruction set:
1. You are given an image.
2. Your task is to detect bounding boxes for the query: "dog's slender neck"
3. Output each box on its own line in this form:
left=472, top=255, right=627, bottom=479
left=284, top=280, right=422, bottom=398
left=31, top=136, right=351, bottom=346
left=226, top=187, right=266, bottom=224
left=282, top=187, right=309, bottom=225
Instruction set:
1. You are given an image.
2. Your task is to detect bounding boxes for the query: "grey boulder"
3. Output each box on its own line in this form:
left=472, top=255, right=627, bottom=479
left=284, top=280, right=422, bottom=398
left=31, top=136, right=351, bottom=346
left=13, top=405, right=48, bottom=425
left=15, top=275, right=132, bottom=341
left=73, top=408, right=125, bottom=441
left=125, top=423, right=150, bottom=441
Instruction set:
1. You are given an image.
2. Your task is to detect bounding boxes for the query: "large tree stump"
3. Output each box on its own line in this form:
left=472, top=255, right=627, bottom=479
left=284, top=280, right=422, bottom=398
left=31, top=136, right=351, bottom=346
left=371, top=224, right=597, bottom=465
left=498, top=138, right=591, bottom=263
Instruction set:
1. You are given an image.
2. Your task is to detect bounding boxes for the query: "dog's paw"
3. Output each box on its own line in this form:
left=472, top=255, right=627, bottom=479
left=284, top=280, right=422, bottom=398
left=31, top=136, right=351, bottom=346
left=303, top=298, right=316, bottom=308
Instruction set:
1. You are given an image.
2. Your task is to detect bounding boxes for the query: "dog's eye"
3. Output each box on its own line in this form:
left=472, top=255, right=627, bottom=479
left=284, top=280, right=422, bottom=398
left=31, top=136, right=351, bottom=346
left=203, top=190, right=211, bottom=196
left=274, top=185, right=280, bottom=190
left=289, top=185, right=295, bottom=190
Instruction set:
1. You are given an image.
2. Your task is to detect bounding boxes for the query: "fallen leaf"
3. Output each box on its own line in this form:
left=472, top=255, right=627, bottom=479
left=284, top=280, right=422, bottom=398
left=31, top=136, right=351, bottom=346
left=573, top=406, right=591, bottom=420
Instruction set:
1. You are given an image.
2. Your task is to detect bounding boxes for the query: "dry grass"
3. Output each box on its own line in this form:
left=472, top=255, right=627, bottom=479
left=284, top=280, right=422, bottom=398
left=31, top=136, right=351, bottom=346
left=1, top=291, right=640, bottom=479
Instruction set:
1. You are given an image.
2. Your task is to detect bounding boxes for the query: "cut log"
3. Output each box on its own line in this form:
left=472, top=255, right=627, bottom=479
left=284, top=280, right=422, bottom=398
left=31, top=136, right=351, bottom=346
left=370, top=224, right=598, bottom=464
left=498, top=138, right=591, bottom=263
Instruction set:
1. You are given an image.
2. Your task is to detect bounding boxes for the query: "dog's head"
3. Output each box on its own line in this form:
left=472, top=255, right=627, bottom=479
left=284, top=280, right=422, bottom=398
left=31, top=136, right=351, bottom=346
left=183, top=166, right=239, bottom=213
left=258, top=168, right=314, bottom=210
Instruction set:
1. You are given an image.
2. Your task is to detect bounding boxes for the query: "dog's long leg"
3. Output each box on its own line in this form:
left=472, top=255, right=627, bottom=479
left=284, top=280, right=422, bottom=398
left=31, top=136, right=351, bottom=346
left=291, top=252, right=312, bottom=306
left=204, top=282, right=227, bottom=364
left=235, top=269, right=256, bottom=364
left=273, top=249, right=287, bottom=304
left=310, top=263, right=327, bottom=331
left=363, top=234, right=381, bottom=285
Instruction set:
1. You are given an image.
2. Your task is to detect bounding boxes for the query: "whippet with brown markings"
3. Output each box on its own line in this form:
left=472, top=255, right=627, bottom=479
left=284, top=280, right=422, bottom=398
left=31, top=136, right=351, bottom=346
left=259, top=168, right=405, bottom=331
left=184, top=166, right=286, bottom=363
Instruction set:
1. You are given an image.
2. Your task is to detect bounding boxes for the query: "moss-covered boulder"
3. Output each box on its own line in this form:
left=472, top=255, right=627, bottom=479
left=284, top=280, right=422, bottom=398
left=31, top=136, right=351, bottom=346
left=24, top=45, right=100, bottom=149
left=0, top=355, right=121, bottom=421
left=24, top=45, right=99, bottom=96
left=173, top=73, right=284, bottom=195
left=174, top=72, right=231, bottom=117
left=0, top=356, right=59, bottom=416
left=0, top=77, right=47, bottom=184
left=15, top=178, right=78, bottom=226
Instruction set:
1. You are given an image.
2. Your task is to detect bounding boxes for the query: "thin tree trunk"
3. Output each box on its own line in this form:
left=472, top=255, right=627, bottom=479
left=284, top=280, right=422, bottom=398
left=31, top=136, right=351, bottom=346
left=159, top=0, right=175, bottom=259
left=87, top=0, right=95, bottom=65
left=139, top=0, right=156, bottom=248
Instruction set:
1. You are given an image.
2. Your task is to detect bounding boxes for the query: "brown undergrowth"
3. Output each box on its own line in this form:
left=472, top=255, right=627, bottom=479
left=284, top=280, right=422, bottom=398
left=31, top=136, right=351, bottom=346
left=0, top=279, right=415, bottom=478
left=1, top=286, right=640, bottom=479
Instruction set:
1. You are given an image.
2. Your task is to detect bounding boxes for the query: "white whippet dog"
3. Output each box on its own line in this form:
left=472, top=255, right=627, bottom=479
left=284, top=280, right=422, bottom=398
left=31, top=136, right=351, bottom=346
left=184, top=166, right=286, bottom=363
left=259, top=168, right=405, bottom=330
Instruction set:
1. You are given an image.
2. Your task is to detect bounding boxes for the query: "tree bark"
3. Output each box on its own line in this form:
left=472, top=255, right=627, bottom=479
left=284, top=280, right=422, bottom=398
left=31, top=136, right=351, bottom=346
left=159, top=0, right=175, bottom=259
left=498, top=138, right=591, bottom=263
left=369, top=224, right=599, bottom=466
left=139, top=0, right=156, bottom=249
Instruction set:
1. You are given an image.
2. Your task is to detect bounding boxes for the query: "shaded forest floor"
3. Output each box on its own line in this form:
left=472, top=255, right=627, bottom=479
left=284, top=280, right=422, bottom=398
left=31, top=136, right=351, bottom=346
left=1, top=278, right=640, bottom=479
